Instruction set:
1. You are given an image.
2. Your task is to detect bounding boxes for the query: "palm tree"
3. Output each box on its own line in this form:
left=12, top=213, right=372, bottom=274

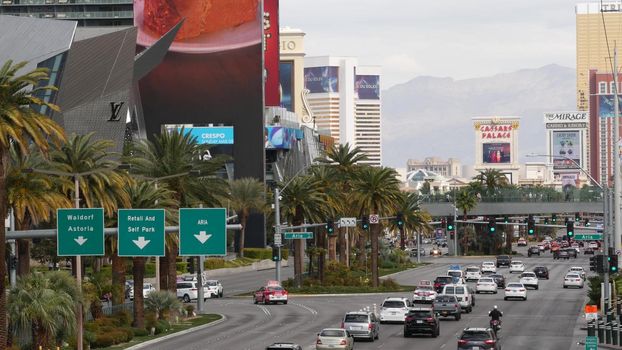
left=125, top=180, right=177, bottom=328
left=456, top=189, right=477, bottom=254
left=308, top=165, right=342, bottom=262
left=0, top=60, right=66, bottom=348
left=7, top=146, right=70, bottom=276
left=279, top=175, right=326, bottom=287
left=392, top=192, right=432, bottom=248
left=144, top=290, right=185, bottom=321
left=351, top=166, right=401, bottom=287
left=127, top=129, right=229, bottom=292
left=229, top=178, right=266, bottom=258
left=473, top=169, right=509, bottom=196
left=8, top=272, right=76, bottom=349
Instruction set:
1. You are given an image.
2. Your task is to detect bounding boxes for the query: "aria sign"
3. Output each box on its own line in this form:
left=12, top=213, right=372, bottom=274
left=544, top=112, right=588, bottom=123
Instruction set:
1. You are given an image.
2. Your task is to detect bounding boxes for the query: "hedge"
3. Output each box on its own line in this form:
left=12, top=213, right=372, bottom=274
left=242, top=248, right=289, bottom=260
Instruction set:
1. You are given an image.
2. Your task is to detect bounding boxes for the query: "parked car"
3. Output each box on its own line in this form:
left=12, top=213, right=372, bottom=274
left=315, top=328, right=354, bottom=350
left=341, top=311, right=379, bottom=341
left=379, top=297, right=411, bottom=323
left=432, top=294, right=461, bottom=321
left=129, top=282, right=156, bottom=300
left=527, top=246, right=540, bottom=257
left=533, top=266, right=549, bottom=279
left=457, top=327, right=501, bottom=350
left=441, top=284, right=475, bottom=313
left=496, top=255, right=512, bottom=268
left=403, top=307, right=440, bottom=338
left=253, top=282, right=288, bottom=305
left=204, top=280, right=223, bottom=298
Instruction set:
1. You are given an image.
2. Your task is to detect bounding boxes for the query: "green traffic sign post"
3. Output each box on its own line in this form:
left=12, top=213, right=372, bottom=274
left=179, top=208, right=226, bottom=256
left=118, top=209, right=165, bottom=257
left=585, top=335, right=598, bottom=350
left=575, top=234, right=603, bottom=241
left=284, top=232, right=313, bottom=239
left=57, top=208, right=105, bottom=256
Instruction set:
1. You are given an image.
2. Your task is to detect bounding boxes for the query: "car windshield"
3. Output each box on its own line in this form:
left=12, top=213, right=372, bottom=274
left=448, top=271, right=462, bottom=277
left=143, top=285, right=151, bottom=290
left=435, top=295, right=456, bottom=303
left=566, top=274, right=580, bottom=279
left=483, top=262, right=494, bottom=265
left=571, top=268, right=583, bottom=272
left=534, top=267, right=546, bottom=271
left=417, top=286, right=434, bottom=291
left=521, top=273, right=536, bottom=278
left=507, top=283, right=523, bottom=288
left=497, top=255, right=509, bottom=259
left=382, top=301, right=406, bottom=308
left=408, top=310, right=432, bottom=318
left=466, top=267, right=479, bottom=272
left=436, top=277, right=453, bottom=283
left=267, top=286, right=284, bottom=291
left=344, top=314, right=368, bottom=323
left=206, top=281, right=218, bottom=286
left=512, top=261, right=523, bottom=265
left=461, top=330, right=491, bottom=340
left=320, top=330, right=345, bottom=337
left=479, top=279, right=493, bottom=283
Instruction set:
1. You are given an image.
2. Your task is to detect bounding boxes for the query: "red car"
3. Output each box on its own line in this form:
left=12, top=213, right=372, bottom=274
left=253, top=282, right=288, bottom=305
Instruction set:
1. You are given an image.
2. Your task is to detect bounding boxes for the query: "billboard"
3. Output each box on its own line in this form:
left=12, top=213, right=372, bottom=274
left=354, top=75, right=380, bottom=100
left=263, top=0, right=280, bottom=106
left=279, top=61, right=293, bottom=111
left=483, top=143, right=511, bottom=163
left=304, top=66, right=338, bottom=93
left=552, top=131, right=581, bottom=169
left=599, top=95, right=622, bottom=118
left=178, top=126, right=234, bottom=144
left=265, top=126, right=296, bottom=149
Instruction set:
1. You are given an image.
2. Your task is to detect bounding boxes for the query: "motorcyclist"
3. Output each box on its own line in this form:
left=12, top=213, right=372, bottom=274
left=489, top=305, right=503, bottom=327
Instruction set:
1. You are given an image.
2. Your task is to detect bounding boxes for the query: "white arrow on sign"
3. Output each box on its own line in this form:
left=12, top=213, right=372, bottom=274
left=194, top=231, right=212, bottom=244
left=132, top=236, right=151, bottom=250
left=74, top=236, right=88, bottom=246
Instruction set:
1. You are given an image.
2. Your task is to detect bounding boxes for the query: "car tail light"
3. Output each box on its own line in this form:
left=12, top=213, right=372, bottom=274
left=369, top=323, right=374, bottom=330
left=505, top=288, right=510, bottom=292
left=426, top=317, right=435, bottom=323
left=485, top=340, right=496, bottom=345
left=519, top=289, right=526, bottom=292
left=458, top=339, right=468, bottom=345
left=455, top=304, right=459, bottom=308
left=405, top=316, right=413, bottom=322
left=340, top=339, right=347, bottom=345
left=316, top=338, right=322, bottom=345
left=340, top=322, right=344, bottom=328
left=191, top=288, right=197, bottom=291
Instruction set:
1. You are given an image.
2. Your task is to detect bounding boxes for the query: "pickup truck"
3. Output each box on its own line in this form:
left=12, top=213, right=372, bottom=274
left=432, top=294, right=461, bottom=321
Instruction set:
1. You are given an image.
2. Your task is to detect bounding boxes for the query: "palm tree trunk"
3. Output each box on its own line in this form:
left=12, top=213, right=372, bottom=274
left=338, top=226, right=347, bottom=266
left=371, top=222, right=380, bottom=288
left=0, top=149, right=9, bottom=349
left=328, top=236, right=337, bottom=261
left=167, top=241, right=178, bottom=293
left=133, top=257, right=146, bottom=328
left=238, top=215, right=247, bottom=258
left=357, top=230, right=366, bottom=267
left=318, top=233, right=325, bottom=283
left=160, top=252, right=169, bottom=291
left=295, top=239, right=304, bottom=287
left=16, top=217, right=31, bottom=276
left=111, top=248, right=126, bottom=306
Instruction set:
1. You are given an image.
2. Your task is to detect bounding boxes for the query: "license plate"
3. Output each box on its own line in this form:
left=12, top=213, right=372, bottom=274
left=391, top=312, right=396, bottom=315
left=416, top=320, right=423, bottom=324
left=441, top=311, right=448, bottom=315
left=472, top=347, right=480, bottom=350
left=351, top=326, right=361, bottom=330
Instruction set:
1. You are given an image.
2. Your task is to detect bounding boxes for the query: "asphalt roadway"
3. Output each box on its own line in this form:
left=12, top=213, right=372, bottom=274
left=150, top=245, right=591, bottom=350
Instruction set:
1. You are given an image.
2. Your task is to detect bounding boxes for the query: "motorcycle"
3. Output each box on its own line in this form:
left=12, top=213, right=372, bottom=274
left=490, top=319, right=501, bottom=335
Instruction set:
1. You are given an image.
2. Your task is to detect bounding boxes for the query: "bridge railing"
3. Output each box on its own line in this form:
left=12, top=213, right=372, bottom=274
left=420, top=187, right=604, bottom=203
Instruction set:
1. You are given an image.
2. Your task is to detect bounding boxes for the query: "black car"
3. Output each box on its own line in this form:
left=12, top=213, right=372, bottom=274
left=489, top=274, right=506, bottom=289
left=266, top=343, right=303, bottom=350
left=404, top=307, right=440, bottom=337
left=584, top=247, right=595, bottom=255
left=565, top=248, right=578, bottom=258
left=434, top=276, right=453, bottom=293
left=496, top=255, right=511, bottom=267
left=527, top=246, right=540, bottom=257
left=457, top=328, right=500, bottom=350
left=533, top=266, right=549, bottom=279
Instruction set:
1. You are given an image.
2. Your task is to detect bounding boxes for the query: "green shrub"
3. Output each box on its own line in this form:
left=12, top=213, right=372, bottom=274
left=93, top=316, right=119, bottom=328
left=158, top=319, right=171, bottom=330
left=145, top=262, right=156, bottom=277
left=281, top=248, right=289, bottom=260
left=204, top=258, right=225, bottom=270
left=186, top=305, right=195, bottom=315
left=91, top=334, right=114, bottom=348
left=121, top=327, right=134, bottom=341
left=132, top=327, right=149, bottom=337
left=113, top=310, right=131, bottom=326
left=108, top=330, right=128, bottom=344
left=381, top=278, right=399, bottom=289
left=242, top=248, right=269, bottom=259
left=176, top=262, right=188, bottom=273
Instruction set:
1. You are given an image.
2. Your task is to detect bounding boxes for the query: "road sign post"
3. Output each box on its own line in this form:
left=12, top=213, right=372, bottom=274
left=179, top=208, right=227, bottom=256
left=118, top=209, right=165, bottom=257
left=283, top=232, right=313, bottom=239
left=57, top=208, right=104, bottom=256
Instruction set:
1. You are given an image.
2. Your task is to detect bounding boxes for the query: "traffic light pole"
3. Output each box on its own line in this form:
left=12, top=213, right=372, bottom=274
left=274, top=187, right=282, bottom=283
left=604, top=187, right=612, bottom=309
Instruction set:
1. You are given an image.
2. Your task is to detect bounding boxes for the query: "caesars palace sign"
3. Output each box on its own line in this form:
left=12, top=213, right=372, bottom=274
left=479, top=124, right=513, bottom=140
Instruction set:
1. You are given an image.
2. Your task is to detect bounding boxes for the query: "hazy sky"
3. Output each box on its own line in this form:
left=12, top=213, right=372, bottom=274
left=280, top=0, right=577, bottom=88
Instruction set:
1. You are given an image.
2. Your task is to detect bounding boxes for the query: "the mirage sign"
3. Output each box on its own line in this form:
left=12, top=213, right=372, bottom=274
left=543, top=112, right=588, bottom=129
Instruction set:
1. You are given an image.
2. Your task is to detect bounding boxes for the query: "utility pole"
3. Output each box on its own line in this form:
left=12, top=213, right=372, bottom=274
left=614, top=47, right=621, bottom=269
left=274, top=187, right=282, bottom=283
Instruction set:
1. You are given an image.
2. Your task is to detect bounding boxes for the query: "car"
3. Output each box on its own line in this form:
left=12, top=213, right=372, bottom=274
left=266, top=343, right=303, bottom=350
left=584, top=247, right=595, bottom=255
left=341, top=311, right=379, bottom=341
left=569, top=266, right=586, bottom=280
left=496, top=255, right=512, bottom=268
left=409, top=247, right=426, bottom=257
left=542, top=241, right=551, bottom=250
left=315, top=328, right=354, bottom=350
left=413, top=280, right=437, bottom=304
left=554, top=249, right=570, bottom=260
left=253, top=282, right=288, bottom=305
left=465, top=266, right=482, bottom=281
left=129, top=282, right=156, bottom=300
left=560, top=240, right=569, bottom=248
left=379, top=297, right=411, bottom=323
left=538, top=244, right=545, bottom=252
left=489, top=274, right=506, bottom=289
left=527, top=246, right=540, bottom=257
left=517, top=238, right=527, bottom=246
left=204, top=279, right=223, bottom=298
left=430, top=247, right=442, bottom=256
left=589, top=241, right=600, bottom=249
left=481, top=261, right=497, bottom=274
left=475, top=277, right=498, bottom=294
left=403, top=307, right=440, bottom=338
left=533, top=266, right=549, bottom=279
left=509, top=261, right=525, bottom=273
left=176, top=281, right=209, bottom=303
left=504, top=282, right=527, bottom=300
left=565, top=248, right=578, bottom=259
left=432, top=294, right=462, bottom=320
left=563, top=273, right=584, bottom=288
left=457, top=327, right=501, bottom=350
left=434, top=276, right=454, bottom=293
left=441, top=284, right=475, bottom=313
left=519, top=272, right=539, bottom=290
left=447, top=268, right=464, bottom=280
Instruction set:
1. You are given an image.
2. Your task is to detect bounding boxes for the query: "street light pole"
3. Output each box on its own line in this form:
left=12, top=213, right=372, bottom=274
left=274, top=187, right=282, bottom=282
left=453, top=194, right=458, bottom=256
left=74, top=175, right=84, bottom=350
left=613, top=48, right=621, bottom=267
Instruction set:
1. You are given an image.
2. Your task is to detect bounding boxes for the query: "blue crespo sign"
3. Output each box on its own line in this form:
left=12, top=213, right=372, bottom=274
left=179, top=127, right=234, bottom=145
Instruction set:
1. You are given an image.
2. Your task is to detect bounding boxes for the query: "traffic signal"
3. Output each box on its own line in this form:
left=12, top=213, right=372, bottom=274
left=566, top=221, right=574, bottom=238
left=585, top=218, right=591, bottom=227
left=609, top=255, right=619, bottom=273
left=503, top=216, right=509, bottom=224
left=272, top=245, right=281, bottom=262
left=552, top=214, right=557, bottom=223
left=527, top=215, right=535, bottom=235
left=575, top=213, right=581, bottom=222
left=596, top=255, right=606, bottom=274
left=447, top=217, right=454, bottom=231
left=396, top=213, right=404, bottom=229
left=488, top=217, right=497, bottom=234
left=326, top=219, right=335, bottom=235
left=564, top=217, right=569, bottom=225
left=544, top=218, right=549, bottom=225
left=361, top=216, right=369, bottom=230
left=590, top=255, right=598, bottom=272
left=441, top=217, right=446, bottom=226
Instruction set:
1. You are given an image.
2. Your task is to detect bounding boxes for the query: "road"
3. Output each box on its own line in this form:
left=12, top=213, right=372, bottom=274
left=152, top=245, right=590, bottom=350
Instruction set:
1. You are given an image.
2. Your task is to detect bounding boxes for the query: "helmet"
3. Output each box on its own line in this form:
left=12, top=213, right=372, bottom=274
left=493, top=305, right=498, bottom=309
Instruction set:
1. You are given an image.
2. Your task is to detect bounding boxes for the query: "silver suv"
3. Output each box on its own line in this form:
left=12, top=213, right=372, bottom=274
left=341, top=311, right=380, bottom=341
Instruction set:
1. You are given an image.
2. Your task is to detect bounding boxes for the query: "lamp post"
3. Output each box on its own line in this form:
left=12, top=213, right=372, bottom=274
left=446, top=193, right=458, bottom=256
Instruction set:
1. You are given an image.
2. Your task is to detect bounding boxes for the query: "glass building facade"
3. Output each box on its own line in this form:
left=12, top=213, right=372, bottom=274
left=0, top=0, right=133, bottom=26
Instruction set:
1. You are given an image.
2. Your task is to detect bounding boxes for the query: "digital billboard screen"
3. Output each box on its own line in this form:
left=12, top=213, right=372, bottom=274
left=265, top=126, right=296, bottom=149
left=483, top=143, right=511, bottom=164
left=599, top=95, right=622, bottom=118
left=552, top=130, right=581, bottom=169
left=354, top=75, right=380, bottom=100
left=304, top=66, right=339, bottom=93
left=279, top=61, right=293, bottom=111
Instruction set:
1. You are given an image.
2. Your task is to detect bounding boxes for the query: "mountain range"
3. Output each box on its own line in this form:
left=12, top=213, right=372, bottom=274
left=381, top=64, right=576, bottom=169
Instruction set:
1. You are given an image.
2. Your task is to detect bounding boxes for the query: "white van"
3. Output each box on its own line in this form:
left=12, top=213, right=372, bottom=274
left=447, top=269, right=464, bottom=280
left=442, top=284, right=475, bottom=313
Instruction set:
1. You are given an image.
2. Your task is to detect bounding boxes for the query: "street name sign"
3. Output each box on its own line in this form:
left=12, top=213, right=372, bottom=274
left=118, top=209, right=165, bottom=257
left=57, top=208, right=104, bottom=256
left=179, top=208, right=226, bottom=256
left=585, top=335, right=598, bottom=350
left=339, top=217, right=357, bottom=227
left=284, top=232, right=313, bottom=239
left=575, top=233, right=603, bottom=241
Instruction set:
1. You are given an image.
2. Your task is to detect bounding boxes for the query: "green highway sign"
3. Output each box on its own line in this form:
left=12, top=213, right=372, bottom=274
left=585, top=335, right=598, bottom=350
left=57, top=208, right=104, bottom=256
left=179, top=208, right=226, bottom=256
left=574, top=234, right=603, bottom=241
left=284, top=232, right=313, bottom=239
left=118, top=209, right=165, bottom=257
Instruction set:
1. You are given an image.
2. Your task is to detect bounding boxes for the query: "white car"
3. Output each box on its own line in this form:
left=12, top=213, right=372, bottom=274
left=569, top=267, right=586, bottom=280
left=481, top=261, right=497, bottom=274
left=176, top=281, right=210, bottom=303
left=563, top=273, right=584, bottom=289
left=379, top=297, right=411, bottom=323
left=504, top=282, right=527, bottom=301
left=519, top=272, right=539, bottom=290
left=129, top=283, right=156, bottom=300
left=205, top=279, right=224, bottom=298
left=442, top=284, right=475, bottom=313
left=509, top=261, right=525, bottom=274
left=588, top=242, right=599, bottom=250
left=447, top=269, right=464, bottom=279
left=413, top=281, right=437, bottom=303
left=475, top=277, right=498, bottom=294
left=465, top=266, right=482, bottom=281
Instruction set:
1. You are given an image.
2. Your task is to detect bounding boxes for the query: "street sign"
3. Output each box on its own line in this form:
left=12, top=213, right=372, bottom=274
left=118, top=209, right=165, bottom=257
left=369, top=214, right=379, bottom=224
left=179, top=208, right=227, bottom=256
left=585, top=335, right=598, bottom=350
left=283, top=232, right=313, bottom=239
left=57, top=208, right=104, bottom=256
left=339, top=217, right=357, bottom=227
left=274, top=233, right=282, bottom=246
left=574, top=233, right=603, bottom=241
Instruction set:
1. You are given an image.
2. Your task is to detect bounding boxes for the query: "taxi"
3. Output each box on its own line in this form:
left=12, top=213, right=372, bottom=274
left=253, top=280, right=288, bottom=305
